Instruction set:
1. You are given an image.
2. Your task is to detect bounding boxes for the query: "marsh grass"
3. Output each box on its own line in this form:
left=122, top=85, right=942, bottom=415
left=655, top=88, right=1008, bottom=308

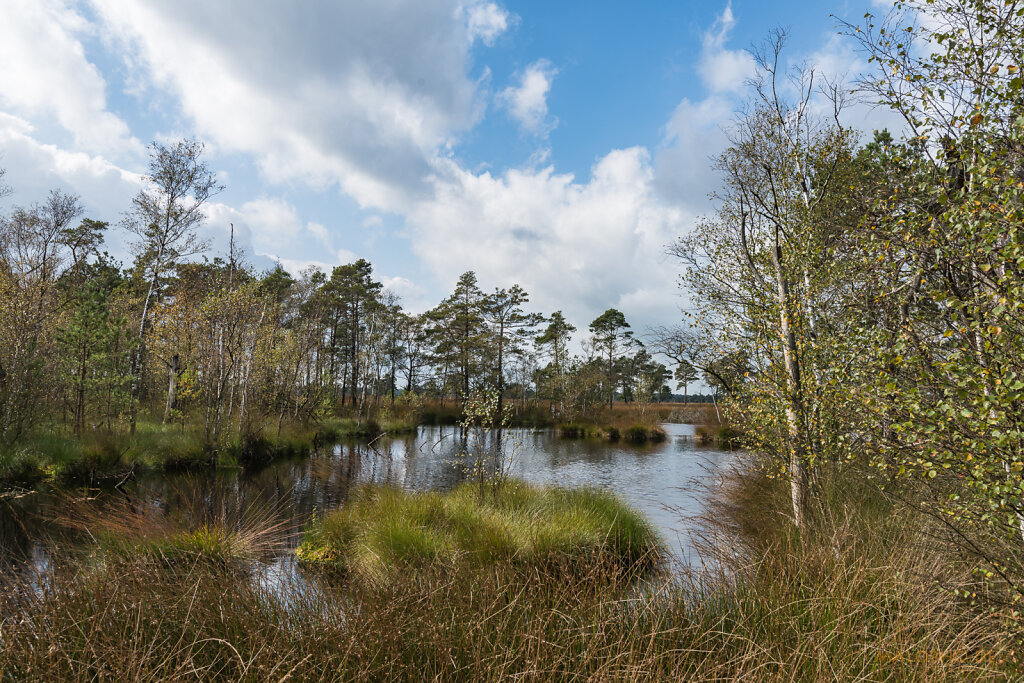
left=1, top=522, right=1013, bottom=681
left=694, top=421, right=742, bottom=447
left=55, top=483, right=288, bottom=571
left=556, top=406, right=668, bottom=443
left=0, top=457, right=1018, bottom=680
left=0, top=416, right=336, bottom=488
left=297, top=480, right=664, bottom=583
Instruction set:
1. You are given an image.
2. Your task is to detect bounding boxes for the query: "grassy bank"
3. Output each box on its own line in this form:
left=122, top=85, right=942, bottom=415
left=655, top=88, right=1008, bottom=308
left=0, top=411, right=425, bottom=490
left=296, top=480, right=663, bottom=582
left=1, top=462, right=1016, bottom=680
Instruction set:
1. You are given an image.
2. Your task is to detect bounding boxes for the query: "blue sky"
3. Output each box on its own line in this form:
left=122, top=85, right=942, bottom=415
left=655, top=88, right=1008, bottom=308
left=0, top=0, right=890, bottom=335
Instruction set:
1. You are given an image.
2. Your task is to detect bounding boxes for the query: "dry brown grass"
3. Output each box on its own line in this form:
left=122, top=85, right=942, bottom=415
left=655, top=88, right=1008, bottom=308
left=0, top=456, right=1016, bottom=681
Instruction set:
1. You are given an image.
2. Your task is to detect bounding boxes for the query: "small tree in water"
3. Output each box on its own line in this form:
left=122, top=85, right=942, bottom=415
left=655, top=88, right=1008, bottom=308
left=455, top=389, right=515, bottom=497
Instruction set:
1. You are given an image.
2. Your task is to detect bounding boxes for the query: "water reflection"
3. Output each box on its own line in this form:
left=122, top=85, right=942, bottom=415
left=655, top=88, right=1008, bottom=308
left=0, top=424, right=733, bottom=582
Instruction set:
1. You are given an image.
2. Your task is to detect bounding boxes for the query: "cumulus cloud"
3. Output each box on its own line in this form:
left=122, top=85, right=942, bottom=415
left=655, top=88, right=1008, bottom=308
left=408, top=148, right=688, bottom=332
left=0, top=0, right=143, bottom=160
left=0, top=114, right=141, bottom=253
left=462, top=1, right=513, bottom=46
left=88, top=0, right=507, bottom=212
left=654, top=96, right=733, bottom=210
left=498, top=60, right=558, bottom=135
left=697, top=2, right=755, bottom=94
left=201, top=196, right=363, bottom=272
left=1, top=0, right=895, bottom=346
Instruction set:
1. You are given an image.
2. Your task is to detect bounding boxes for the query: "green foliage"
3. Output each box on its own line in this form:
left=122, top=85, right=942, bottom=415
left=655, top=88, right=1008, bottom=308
left=677, top=0, right=1024, bottom=615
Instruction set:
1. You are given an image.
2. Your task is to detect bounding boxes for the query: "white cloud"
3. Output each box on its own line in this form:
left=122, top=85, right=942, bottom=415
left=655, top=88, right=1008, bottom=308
left=462, top=2, right=512, bottom=46
left=697, top=2, right=755, bottom=94
left=89, top=0, right=501, bottom=212
left=201, top=196, right=361, bottom=268
left=654, top=95, right=733, bottom=209
left=0, top=0, right=906, bottom=345
left=408, top=148, right=688, bottom=332
left=0, top=113, right=140, bottom=223
left=0, top=0, right=143, bottom=160
left=498, top=60, right=558, bottom=136
left=381, top=275, right=430, bottom=312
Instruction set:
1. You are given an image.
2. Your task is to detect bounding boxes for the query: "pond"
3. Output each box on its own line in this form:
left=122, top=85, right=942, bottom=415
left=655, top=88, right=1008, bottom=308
left=0, top=424, right=736, bottom=583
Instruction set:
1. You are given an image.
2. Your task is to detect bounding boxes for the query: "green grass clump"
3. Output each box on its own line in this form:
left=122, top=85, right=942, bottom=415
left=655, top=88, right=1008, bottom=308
left=622, top=424, right=668, bottom=443
left=0, top=448, right=46, bottom=486
left=93, top=524, right=259, bottom=567
left=556, top=422, right=598, bottom=438
left=297, top=480, right=663, bottom=582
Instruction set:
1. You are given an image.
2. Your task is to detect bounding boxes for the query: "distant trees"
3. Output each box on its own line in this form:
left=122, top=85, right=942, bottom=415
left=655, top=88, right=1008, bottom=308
left=588, top=309, right=636, bottom=409
left=0, top=146, right=678, bottom=454
left=674, top=361, right=698, bottom=399
left=535, top=311, right=576, bottom=414
left=323, top=258, right=383, bottom=407
left=483, top=285, right=542, bottom=419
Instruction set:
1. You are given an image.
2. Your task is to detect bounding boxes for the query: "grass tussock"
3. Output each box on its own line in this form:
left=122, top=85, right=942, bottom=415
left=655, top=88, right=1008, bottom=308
left=297, top=480, right=663, bottom=583
left=695, top=421, right=742, bottom=447
left=556, top=405, right=669, bottom=443
left=57, top=486, right=286, bottom=571
left=556, top=422, right=666, bottom=443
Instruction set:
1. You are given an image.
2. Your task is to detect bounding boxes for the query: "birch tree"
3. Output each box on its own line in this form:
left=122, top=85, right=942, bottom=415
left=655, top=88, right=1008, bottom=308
left=124, top=139, right=220, bottom=433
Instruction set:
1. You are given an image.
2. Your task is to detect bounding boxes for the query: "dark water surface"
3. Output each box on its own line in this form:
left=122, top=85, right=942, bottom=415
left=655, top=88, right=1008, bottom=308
left=0, top=424, right=735, bottom=583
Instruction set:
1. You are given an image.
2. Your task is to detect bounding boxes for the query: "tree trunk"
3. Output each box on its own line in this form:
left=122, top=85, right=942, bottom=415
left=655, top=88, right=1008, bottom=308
left=163, top=353, right=179, bottom=424
left=496, top=322, right=504, bottom=426
left=771, top=228, right=807, bottom=528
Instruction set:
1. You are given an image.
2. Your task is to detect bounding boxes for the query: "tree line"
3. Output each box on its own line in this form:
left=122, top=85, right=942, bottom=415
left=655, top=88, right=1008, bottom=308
left=0, top=150, right=679, bottom=451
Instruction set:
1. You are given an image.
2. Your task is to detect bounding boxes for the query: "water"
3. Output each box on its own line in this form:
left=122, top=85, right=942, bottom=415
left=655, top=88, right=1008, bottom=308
left=0, top=424, right=735, bottom=582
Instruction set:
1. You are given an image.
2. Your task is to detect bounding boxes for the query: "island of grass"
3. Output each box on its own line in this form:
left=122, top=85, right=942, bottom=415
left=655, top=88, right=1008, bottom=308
left=556, top=421, right=667, bottom=443
left=296, top=480, right=663, bottom=582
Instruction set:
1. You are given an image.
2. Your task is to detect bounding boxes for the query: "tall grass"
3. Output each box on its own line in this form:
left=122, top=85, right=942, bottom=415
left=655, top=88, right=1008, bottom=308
left=0, top=454, right=1017, bottom=680
left=57, top=484, right=287, bottom=570
left=297, top=480, right=663, bottom=583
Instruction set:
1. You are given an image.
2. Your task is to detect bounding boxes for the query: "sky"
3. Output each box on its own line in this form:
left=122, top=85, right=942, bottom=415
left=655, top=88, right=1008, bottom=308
left=0, top=0, right=896, bottom=337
